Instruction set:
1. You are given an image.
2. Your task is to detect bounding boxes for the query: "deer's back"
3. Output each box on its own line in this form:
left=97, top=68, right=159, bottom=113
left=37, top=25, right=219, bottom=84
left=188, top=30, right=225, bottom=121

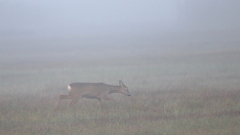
left=68, top=82, right=110, bottom=97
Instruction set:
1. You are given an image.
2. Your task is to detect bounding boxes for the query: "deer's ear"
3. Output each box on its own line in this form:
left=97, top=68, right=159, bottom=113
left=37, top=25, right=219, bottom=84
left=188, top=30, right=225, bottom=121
left=119, top=80, right=123, bottom=86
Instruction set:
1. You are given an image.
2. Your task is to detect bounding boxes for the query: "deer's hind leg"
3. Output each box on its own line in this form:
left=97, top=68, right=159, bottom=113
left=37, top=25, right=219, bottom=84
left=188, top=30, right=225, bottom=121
left=54, top=94, right=72, bottom=110
left=68, top=97, right=80, bottom=107
left=97, top=98, right=102, bottom=110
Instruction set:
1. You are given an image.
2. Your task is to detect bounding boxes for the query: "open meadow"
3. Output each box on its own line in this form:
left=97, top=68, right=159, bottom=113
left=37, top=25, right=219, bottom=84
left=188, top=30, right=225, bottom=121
left=1, top=50, right=240, bottom=134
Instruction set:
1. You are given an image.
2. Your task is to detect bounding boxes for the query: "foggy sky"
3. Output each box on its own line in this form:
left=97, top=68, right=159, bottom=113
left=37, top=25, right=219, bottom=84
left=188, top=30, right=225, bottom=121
left=1, top=0, right=239, bottom=37
left=0, top=0, right=240, bottom=62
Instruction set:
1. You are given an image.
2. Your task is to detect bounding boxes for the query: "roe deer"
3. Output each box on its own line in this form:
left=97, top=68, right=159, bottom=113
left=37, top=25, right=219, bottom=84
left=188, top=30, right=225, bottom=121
left=54, top=80, right=130, bottom=109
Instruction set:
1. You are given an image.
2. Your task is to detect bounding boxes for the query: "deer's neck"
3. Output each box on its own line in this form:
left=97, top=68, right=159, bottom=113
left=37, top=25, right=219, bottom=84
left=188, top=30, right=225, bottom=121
left=109, top=85, right=121, bottom=94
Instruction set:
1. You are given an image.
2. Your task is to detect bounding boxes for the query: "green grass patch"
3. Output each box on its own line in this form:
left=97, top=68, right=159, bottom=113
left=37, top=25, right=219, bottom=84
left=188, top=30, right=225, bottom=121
left=1, top=51, right=240, bottom=134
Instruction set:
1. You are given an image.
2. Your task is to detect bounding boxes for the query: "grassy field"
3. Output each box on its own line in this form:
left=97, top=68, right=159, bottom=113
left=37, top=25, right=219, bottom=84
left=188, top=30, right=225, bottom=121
left=1, top=50, right=240, bottom=134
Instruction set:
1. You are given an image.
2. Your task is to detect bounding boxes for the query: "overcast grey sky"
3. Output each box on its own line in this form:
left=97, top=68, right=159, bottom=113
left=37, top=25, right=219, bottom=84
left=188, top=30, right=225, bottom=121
left=0, top=0, right=240, bottom=62
left=1, top=0, right=239, bottom=38
left=0, top=0, right=174, bottom=37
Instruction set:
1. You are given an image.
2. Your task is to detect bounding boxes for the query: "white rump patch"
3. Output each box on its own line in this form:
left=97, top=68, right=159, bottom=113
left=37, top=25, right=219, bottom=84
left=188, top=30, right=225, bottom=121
left=68, top=85, right=71, bottom=91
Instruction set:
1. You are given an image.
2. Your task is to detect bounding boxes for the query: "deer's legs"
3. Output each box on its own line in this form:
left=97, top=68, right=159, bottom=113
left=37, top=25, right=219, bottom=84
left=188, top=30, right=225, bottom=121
left=68, top=97, right=79, bottom=107
left=102, top=96, right=116, bottom=104
left=102, top=96, right=118, bottom=109
left=54, top=94, right=72, bottom=109
left=97, top=98, right=102, bottom=110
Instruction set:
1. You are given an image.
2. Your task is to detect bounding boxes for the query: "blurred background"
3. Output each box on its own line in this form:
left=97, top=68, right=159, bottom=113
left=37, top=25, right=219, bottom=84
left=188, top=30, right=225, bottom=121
left=0, top=0, right=240, bottom=62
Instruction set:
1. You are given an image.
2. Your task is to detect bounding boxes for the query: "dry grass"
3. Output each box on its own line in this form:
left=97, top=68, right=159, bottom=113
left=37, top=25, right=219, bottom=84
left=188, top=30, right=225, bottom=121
left=1, top=50, right=240, bottom=135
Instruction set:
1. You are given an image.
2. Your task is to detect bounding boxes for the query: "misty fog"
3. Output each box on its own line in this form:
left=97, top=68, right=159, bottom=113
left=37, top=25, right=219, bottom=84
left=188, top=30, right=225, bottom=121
left=0, top=0, right=240, bottom=62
